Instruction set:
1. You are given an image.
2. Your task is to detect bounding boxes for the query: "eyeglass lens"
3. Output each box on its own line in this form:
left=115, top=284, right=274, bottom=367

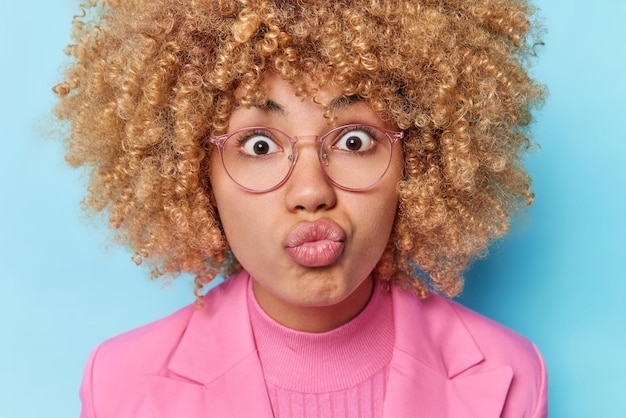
left=217, top=125, right=398, bottom=192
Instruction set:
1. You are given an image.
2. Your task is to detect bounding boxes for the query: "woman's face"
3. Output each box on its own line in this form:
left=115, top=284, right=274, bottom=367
left=210, top=73, right=403, bottom=332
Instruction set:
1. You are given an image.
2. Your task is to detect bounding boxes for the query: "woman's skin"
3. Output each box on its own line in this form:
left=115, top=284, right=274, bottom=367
left=210, top=73, right=404, bottom=333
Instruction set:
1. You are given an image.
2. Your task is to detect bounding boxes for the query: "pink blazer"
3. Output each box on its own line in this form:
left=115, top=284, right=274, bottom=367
left=79, top=271, right=547, bottom=417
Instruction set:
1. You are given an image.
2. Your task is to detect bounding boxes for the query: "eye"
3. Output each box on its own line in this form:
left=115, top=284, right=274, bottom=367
left=239, top=132, right=281, bottom=156
left=333, top=128, right=376, bottom=152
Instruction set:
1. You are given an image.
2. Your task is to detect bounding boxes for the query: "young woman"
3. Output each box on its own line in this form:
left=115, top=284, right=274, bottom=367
left=54, top=0, right=547, bottom=416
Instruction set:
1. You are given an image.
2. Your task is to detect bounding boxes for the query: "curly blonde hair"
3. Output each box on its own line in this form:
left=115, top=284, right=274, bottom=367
left=54, top=0, right=544, bottom=301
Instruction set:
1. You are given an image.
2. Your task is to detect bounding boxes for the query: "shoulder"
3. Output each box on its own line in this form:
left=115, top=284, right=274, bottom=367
left=395, top=287, right=543, bottom=367
left=391, top=287, right=548, bottom=417
left=441, top=295, right=548, bottom=417
left=442, top=295, right=542, bottom=362
left=79, top=301, right=196, bottom=416
left=79, top=273, right=249, bottom=418
left=90, top=302, right=195, bottom=372
left=88, top=273, right=246, bottom=372
left=78, top=303, right=194, bottom=418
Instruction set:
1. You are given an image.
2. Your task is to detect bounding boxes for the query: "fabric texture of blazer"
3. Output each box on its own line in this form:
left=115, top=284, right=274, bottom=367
left=79, top=271, right=548, bottom=417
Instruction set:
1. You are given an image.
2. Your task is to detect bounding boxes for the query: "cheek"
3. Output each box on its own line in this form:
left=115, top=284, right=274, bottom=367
left=209, top=155, right=247, bottom=243
left=210, top=187, right=279, bottom=266
left=360, top=165, right=402, bottom=246
left=351, top=189, right=399, bottom=248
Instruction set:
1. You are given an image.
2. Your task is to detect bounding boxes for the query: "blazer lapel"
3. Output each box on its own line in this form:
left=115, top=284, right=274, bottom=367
left=118, top=272, right=512, bottom=417
left=383, top=287, right=513, bottom=418
left=131, top=272, right=274, bottom=418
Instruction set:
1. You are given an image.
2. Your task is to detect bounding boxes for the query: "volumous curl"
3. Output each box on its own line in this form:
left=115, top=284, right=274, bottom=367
left=54, top=0, right=544, bottom=300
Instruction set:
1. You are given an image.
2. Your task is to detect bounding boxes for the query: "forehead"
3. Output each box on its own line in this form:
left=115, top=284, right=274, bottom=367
left=228, top=72, right=396, bottom=132
left=235, top=71, right=347, bottom=108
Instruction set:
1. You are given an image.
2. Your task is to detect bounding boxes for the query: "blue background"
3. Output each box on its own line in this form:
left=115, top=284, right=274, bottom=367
left=1, top=1, right=624, bottom=416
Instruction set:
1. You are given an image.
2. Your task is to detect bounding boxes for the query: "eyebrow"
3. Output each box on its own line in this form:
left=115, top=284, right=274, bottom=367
left=254, top=99, right=285, bottom=114
left=328, top=94, right=363, bottom=111
left=247, top=94, right=363, bottom=115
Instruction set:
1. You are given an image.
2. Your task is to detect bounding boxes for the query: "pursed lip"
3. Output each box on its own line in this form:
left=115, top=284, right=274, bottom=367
left=283, top=219, right=346, bottom=267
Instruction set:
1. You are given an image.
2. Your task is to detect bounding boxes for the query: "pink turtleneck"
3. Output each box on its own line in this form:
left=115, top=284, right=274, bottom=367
left=248, top=280, right=394, bottom=417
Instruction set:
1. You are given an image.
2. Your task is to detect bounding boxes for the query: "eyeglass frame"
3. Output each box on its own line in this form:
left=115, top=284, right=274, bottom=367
left=209, top=124, right=405, bottom=193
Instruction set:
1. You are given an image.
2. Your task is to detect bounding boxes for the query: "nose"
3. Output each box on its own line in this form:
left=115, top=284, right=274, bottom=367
left=283, top=139, right=337, bottom=213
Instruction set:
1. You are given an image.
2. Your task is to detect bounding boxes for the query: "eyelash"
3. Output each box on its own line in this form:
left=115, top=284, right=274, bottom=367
left=235, top=129, right=275, bottom=146
left=330, top=125, right=379, bottom=144
left=339, top=125, right=377, bottom=137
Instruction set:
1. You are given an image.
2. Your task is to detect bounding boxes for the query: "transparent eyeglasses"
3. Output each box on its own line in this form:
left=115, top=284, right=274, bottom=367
left=209, top=124, right=404, bottom=193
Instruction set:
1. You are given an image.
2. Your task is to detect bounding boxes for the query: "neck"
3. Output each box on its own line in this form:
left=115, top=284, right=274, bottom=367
left=252, top=276, right=374, bottom=333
